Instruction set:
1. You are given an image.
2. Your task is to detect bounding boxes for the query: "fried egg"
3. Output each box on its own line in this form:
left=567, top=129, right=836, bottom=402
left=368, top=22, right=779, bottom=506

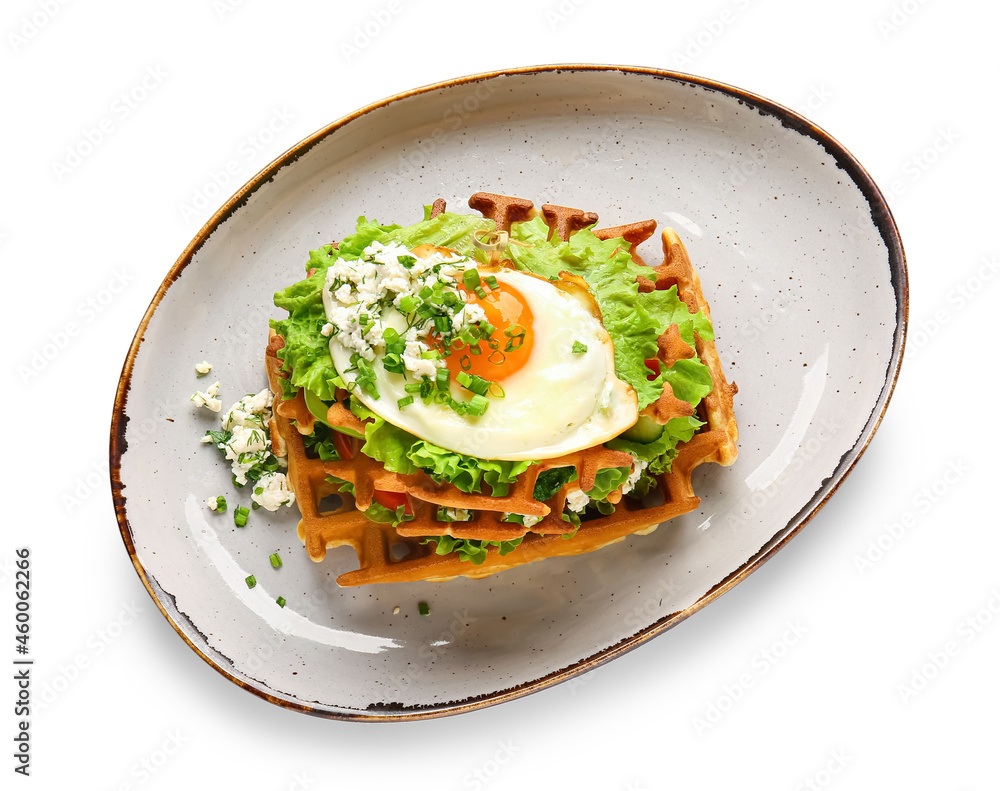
left=327, top=267, right=638, bottom=460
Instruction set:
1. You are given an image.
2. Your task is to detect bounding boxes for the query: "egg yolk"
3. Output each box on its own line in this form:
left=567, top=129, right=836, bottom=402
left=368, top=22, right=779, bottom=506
left=440, top=279, right=535, bottom=383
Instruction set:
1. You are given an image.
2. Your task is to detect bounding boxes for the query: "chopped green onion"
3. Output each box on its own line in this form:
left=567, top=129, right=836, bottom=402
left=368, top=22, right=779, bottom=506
left=572, top=340, right=588, bottom=354
left=480, top=321, right=496, bottom=337
left=488, top=382, right=505, bottom=399
left=460, top=355, right=472, bottom=371
left=421, top=349, right=440, bottom=360
left=234, top=506, right=249, bottom=527
left=397, top=395, right=414, bottom=409
left=466, top=394, right=489, bottom=416
left=245, top=575, right=256, bottom=589
left=269, top=552, right=282, bottom=569
left=214, top=496, right=227, bottom=512
left=418, top=601, right=430, bottom=616
left=462, top=269, right=481, bottom=289
left=399, top=294, right=419, bottom=313
left=433, top=316, right=452, bottom=332
left=435, top=367, right=450, bottom=392
left=419, top=285, right=434, bottom=300
left=276, top=596, right=286, bottom=608
left=456, top=371, right=473, bottom=388
left=485, top=275, right=499, bottom=290
left=251, top=502, right=261, bottom=511
left=404, top=383, right=423, bottom=394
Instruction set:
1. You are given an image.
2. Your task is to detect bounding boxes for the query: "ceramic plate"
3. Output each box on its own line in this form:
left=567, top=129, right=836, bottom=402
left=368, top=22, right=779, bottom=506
left=111, top=65, right=906, bottom=720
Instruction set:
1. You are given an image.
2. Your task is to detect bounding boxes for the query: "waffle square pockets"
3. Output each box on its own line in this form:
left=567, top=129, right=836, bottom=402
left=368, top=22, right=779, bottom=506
left=266, top=193, right=738, bottom=586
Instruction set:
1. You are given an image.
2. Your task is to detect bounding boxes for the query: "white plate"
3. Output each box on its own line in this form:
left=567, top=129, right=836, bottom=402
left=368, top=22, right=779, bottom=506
left=111, top=65, right=906, bottom=720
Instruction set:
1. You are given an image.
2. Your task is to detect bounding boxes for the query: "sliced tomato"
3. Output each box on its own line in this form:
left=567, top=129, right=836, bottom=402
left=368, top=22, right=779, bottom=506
left=333, top=430, right=353, bottom=460
left=644, top=358, right=661, bottom=381
left=372, top=490, right=412, bottom=516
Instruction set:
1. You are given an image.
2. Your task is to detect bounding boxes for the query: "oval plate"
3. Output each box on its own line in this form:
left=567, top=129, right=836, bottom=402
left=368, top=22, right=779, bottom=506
left=111, top=64, right=906, bottom=720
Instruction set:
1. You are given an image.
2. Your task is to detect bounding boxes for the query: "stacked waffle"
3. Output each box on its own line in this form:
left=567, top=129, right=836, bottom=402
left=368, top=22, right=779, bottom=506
left=266, top=193, right=737, bottom=586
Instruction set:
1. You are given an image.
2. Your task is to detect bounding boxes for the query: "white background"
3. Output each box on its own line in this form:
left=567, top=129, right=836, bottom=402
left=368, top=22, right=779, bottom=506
left=4, top=0, right=998, bottom=789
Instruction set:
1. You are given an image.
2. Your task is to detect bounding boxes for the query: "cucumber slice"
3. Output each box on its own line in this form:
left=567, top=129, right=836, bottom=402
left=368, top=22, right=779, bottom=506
left=304, top=388, right=365, bottom=439
left=621, top=415, right=664, bottom=443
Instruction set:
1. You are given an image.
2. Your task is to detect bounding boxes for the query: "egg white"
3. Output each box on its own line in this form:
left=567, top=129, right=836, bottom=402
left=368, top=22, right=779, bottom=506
left=329, top=269, right=638, bottom=461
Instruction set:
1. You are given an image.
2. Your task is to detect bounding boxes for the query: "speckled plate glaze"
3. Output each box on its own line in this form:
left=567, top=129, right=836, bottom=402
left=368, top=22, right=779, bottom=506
left=111, top=65, right=906, bottom=720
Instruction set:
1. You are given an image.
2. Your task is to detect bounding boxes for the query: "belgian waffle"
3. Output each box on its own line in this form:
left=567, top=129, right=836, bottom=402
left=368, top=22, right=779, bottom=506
left=265, top=193, right=738, bottom=586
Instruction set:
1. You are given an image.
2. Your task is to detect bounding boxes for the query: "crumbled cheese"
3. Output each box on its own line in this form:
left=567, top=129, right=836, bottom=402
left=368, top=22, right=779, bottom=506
left=251, top=472, right=296, bottom=511
left=621, top=459, right=649, bottom=495
left=451, top=301, right=488, bottom=332
left=195, top=360, right=213, bottom=376
left=221, top=389, right=272, bottom=431
left=565, top=489, right=590, bottom=513
left=321, top=241, right=485, bottom=379
left=190, top=381, right=222, bottom=412
left=505, top=513, right=543, bottom=528
left=403, top=329, right=437, bottom=379
left=442, top=507, right=472, bottom=522
left=320, top=322, right=334, bottom=337
left=206, top=497, right=219, bottom=511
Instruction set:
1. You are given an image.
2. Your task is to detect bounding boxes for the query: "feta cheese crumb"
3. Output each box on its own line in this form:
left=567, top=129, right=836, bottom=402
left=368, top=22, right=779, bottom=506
left=251, top=472, right=296, bottom=511
left=504, top=513, right=545, bottom=528
left=190, top=381, right=222, bottom=412
left=565, top=488, right=590, bottom=513
left=221, top=389, right=273, bottom=431
left=320, top=323, right=334, bottom=337
left=207, top=497, right=219, bottom=511
left=195, top=360, right=213, bottom=376
left=621, top=459, right=649, bottom=495
left=442, top=507, right=472, bottom=522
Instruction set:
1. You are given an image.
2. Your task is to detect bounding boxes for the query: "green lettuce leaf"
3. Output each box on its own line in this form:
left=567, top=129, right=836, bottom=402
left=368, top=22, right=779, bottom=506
left=507, top=217, right=715, bottom=410
left=587, top=467, right=632, bottom=501
left=607, top=415, right=704, bottom=475
left=406, top=440, right=534, bottom=497
left=422, top=535, right=524, bottom=565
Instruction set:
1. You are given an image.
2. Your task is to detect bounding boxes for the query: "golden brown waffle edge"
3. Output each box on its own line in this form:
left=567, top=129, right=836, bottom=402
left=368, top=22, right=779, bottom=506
left=265, top=193, right=738, bottom=586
